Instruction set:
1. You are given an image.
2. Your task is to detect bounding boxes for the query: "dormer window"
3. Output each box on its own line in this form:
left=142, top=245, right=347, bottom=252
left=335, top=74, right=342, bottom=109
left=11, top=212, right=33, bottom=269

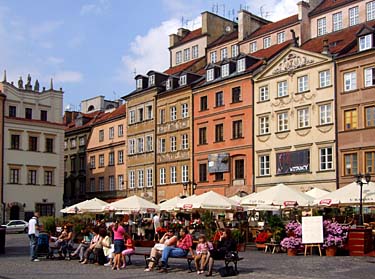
left=359, top=34, right=372, bottom=51
left=207, top=69, right=214, bottom=82
left=136, top=79, right=143, bottom=90
left=231, top=45, right=239, bottom=57
left=237, top=59, right=246, bottom=73
left=263, top=37, right=271, bottom=49
left=221, top=64, right=229, bottom=78
left=148, top=75, right=155, bottom=87
left=166, top=79, right=172, bottom=90
left=250, top=42, right=257, bottom=53
left=179, top=75, right=187, bottom=86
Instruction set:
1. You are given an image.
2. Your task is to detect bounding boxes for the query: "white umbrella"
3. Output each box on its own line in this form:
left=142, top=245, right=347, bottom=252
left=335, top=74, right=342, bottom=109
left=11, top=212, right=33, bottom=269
left=305, top=187, right=330, bottom=199
left=104, top=195, right=160, bottom=213
left=241, top=183, right=314, bottom=207
left=315, top=181, right=375, bottom=206
left=159, top=196, right=184, bottom=211
left=177, top=191, right=241, bottom=211
left=60, top=198, right=108, bottom=214
left=229, top=195, right=243, bottom=204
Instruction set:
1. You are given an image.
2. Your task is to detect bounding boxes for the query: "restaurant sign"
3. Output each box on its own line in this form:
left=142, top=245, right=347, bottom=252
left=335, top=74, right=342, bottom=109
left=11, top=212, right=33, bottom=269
left=276, top=149, right=310, bottom=175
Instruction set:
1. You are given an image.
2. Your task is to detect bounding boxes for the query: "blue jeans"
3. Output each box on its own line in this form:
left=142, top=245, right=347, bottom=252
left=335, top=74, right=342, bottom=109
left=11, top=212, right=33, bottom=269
left=161, top=246, right=188, bottom=267
left=29, top=234, right=38, bottom=260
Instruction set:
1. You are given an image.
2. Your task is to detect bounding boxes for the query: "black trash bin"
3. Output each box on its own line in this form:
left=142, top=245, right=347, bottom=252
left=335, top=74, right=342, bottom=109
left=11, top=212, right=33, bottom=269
left=0, top=225, right=6, bottom=254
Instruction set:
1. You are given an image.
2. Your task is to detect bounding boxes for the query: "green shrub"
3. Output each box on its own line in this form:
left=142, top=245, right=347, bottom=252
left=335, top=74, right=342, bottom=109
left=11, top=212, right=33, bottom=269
left=39, top=216, right=56, bottom=234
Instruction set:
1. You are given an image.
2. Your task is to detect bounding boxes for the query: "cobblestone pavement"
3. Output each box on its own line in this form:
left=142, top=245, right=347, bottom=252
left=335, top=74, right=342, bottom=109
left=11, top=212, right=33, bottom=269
left=0, top=234, right=374, bottom=279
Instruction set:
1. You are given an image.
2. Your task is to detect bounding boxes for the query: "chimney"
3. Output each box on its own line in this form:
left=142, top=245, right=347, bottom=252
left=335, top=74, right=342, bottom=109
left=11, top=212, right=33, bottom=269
left=322, top=39, right=331, bottom=56
left=238, top=10, right=269, bottom=42
left=169, top=34, right=181, bottom=48
left=177, top=28, right=190, bottom=37
left=64, top=111, right=73, bottom=125
left=298, top=1, right=310, bottom=21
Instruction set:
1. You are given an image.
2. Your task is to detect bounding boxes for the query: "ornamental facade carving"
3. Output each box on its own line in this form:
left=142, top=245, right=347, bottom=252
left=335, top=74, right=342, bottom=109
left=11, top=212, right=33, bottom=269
left=272, top=53, right=315, bottom=75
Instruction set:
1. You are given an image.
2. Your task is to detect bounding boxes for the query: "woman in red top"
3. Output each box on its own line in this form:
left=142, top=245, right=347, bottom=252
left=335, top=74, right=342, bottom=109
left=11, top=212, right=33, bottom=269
left=121, top=233, right=135, bottom=268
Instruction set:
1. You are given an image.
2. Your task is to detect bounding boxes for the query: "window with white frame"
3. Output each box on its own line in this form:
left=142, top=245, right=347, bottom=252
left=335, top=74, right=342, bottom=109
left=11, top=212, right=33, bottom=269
left=181, top=103, right=188, bottom=118
left=159, top=109, right=165, bottom=124
left=137, top=137, right=144, bottom=153
left=109, top=176, right=115, bottom=191
left=170, top=106, right=177, bottom=121
left=128, top=138, right=135, bottom=155
left=220, top=48, right=228, bottom=60
left=237, top=58, right=246, bottom=72
left=231, top=45, right=239, bottom=57
left=99, top=177, right=104, bottom=192
left=367, top=1, right=375, bottom=21
left=184, top=48, right=190, bottom=62
left=259, top=155, right=270, bottom=176
left=210, top=51, right=217, bottom=63
left=364, top=67, right=375, bottom=87
left=160, top=168, right=166, bottom=184
left=118, top=124, right=123, bottom=137
left=332, top=12, right=342, bottom=31
left=192, top=45, right=199, bottom=58
left=319, top=103, right=332, bottom=125
left=146, top=105, right=153, bottom=119
left=79, top=136, right=85, bottom=146
left=319, top=70, right=331, bottom=88
left=277, top=32, right=285, bottom=44
left=129, top=110, right=136, bottom=124
left=349, top=6, right=359, bottom=26
left=221, top=64, right=229, bottom=77
left=166, top=79, right=172, bottom=90
left=170, top=166, right=177, bottom=184
left=136, top=79, right=143, bottom=90
left=179, top=75, right=187, bottom=86
left=319, top=147, right=333, bottom=170
left=148, top=75, right=155, bottom=87
left=90, top=156, right=95, bottom=168
left=159, top=138, right=166, bottom=153
left=277, top=112, right=289, bottom=132
left=138, top=107, right=144, bottom=122
left=317, top=17, right=327, bottom=36
left=359, top=35, right=372, bottom=51
left=129, top=171, right=135, bottom=189
left=118, top=175, right=124, bottom=190
left=108, top=152, right=115, bottom=166
left=146, top=135, right=153, bottom=152
left=259, top=115, right=270, bottom=135
left=182, top=134, right=188, bottom=149
left=98, top=130, right=104, bottom=142
left=259, top=85, right=269, bottom=101
left=99, top=154, right=104, bottom=167
left=277, top=81, right=288, bottom=97
left=297, top=107, right=310, bottom=128
left=181, top=165, right=188, bottom=182
left=207, top=69, right=214, bottom=81
left=344, top=71, right=357, bottom=91
left=170, top=136, right=177, bottom=152
left=263, top=36, right=271, bottom=48
left=176, top=51, right=182, bottom=64
left=146, top=168, right=153, bottom=187
left=109, top=127, right=114, bottom=139
left=298, top=75, right=309, bottom=92
left=138, top=170, right=144, bottom=188
left=250, top=42, right=257, bottom=53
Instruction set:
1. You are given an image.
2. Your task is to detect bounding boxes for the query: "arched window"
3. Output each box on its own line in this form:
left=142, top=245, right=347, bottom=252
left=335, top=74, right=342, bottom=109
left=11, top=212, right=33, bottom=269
left=88, top=105, right=95, bottom=111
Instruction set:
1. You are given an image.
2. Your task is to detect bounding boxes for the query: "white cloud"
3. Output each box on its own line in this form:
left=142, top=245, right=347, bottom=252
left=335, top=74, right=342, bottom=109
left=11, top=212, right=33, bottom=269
left=246, top=0, right=299, bottom=21
left=80, top=0, right=110, bottom=16
left=54, top=71, right=83, bottom=83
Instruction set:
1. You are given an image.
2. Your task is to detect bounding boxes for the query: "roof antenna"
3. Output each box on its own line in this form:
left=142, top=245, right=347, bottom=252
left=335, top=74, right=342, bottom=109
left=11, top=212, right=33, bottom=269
left=133, top=68, right=137, bottom=77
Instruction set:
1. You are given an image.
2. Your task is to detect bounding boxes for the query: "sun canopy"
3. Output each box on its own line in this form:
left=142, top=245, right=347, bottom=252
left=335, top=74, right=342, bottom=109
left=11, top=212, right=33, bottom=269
left=104, top=195, right=160, bottom=213
left=305, top=187, right=330, bottom=199
left=60, top=198, right=108, bottom=214
left=159, top=196, right=184, bottom=211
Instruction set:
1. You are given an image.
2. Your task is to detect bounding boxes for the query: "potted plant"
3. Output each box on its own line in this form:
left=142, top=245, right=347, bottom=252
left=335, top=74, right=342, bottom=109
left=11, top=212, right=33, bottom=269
left=254, top=229, right=271, bottom=249
left=232, top=229, right=246, bottom=252
left=280, top=221, right=302, bottom=256
left=322, top=220, right=349, bottom=256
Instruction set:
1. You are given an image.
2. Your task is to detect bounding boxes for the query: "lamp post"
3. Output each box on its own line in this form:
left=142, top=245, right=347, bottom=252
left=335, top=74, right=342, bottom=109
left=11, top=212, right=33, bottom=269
left=354, top=173, right=371, bottom=226
left=182, top=181, right=197, bottom=196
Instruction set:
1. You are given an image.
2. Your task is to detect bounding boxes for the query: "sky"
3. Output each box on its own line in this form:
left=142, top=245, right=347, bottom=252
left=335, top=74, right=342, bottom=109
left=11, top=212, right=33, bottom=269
left=0, top=0, right=299, bottom=110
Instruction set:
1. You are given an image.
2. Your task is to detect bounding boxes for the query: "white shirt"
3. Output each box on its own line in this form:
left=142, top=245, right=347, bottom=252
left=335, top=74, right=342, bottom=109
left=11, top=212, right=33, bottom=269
left=153, top=215, right=161, bottom=230
left=28, top=217, right=39, bottom=237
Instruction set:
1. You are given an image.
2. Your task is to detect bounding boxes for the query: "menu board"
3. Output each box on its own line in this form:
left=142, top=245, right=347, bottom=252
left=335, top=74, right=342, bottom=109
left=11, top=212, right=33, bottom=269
left=302, top=216, right=323, bottom=244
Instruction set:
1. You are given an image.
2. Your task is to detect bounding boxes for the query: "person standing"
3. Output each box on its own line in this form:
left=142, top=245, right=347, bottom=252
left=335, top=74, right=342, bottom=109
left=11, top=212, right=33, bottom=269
left=28, top=212, right=40, bottom=262
left=152, top=214, right=161, bottom=241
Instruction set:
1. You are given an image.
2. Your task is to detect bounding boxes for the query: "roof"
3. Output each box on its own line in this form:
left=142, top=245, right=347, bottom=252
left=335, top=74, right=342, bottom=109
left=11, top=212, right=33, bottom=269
left=164, top=57, right=205, bottom=75
left=208, top=31, right=238, bottom=48
left=249, top=14, right=299, bottom=39
left=5, top=116, right=65, bottom=127
left=64, top=110, right=102, bottom=132
left=252, top=40, right=294, bottom=60
left=172, top=28, right=203, bottom=48
left=309, top=0, right=361, bottom=17
left=93, top=104, right=126, bottom=125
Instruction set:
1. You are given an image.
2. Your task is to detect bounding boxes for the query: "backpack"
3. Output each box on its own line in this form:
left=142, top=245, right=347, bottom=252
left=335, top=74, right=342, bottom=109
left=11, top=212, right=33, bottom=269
left=218, top=266, right=237, bottom=277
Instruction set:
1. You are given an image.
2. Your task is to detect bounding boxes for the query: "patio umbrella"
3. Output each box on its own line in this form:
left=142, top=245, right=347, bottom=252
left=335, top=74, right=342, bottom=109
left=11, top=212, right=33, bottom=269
left=305, top=187, right=330, bottom=199
left=104, top=195, right=160, bottom=213
left=229, top=195, right=243, bottom=204
left=159, top=196, right=184, bottom=211
left=60, top=198, right=108, bottom=214
left=177, top=191, right=241, bottom=211
left=315, top=181, right=375, bottom=206
left=241, top=183, right=314, bottom=207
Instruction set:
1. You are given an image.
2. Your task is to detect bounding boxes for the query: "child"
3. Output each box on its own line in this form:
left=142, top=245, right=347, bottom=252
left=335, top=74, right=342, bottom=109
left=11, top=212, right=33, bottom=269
left=121, top=233, right=135, bottom=269
left=194, top=234, right=213, bottom=274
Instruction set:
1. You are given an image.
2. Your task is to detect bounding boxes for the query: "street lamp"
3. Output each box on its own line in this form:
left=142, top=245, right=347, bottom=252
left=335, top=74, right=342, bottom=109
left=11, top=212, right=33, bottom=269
left=355, top=173, right=371, bottom=226
left=192, top=183, right=197, bottom=194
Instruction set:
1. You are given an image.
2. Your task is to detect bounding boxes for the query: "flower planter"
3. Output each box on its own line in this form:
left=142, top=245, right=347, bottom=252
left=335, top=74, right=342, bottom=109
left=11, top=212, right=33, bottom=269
left=287, top=248, right=298, bottom=256
left=325, top=246, right=337, bottom=256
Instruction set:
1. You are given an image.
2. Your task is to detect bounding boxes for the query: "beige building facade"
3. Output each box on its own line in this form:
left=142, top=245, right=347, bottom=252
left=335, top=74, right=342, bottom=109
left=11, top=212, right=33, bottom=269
left=0, top=91, right=5, bottom=223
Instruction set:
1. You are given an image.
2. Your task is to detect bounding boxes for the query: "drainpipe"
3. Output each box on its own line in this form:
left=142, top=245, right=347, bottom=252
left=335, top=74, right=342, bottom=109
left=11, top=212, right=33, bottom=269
left=251, top=77, right=255, bottom=193
left=191, top=88, right=195, bottom=195
left=333, top=60, right=339, bottom=190
left=154, top=93, right=158, bottom=204
left=1, top=94, right=5, bottom=222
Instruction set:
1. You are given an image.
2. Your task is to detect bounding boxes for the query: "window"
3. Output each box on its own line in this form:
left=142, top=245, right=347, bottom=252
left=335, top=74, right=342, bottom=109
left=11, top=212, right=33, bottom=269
left=232, top=87, right=241, bottom=103
left=90, top=178, right=95, bottom=192
left=25, top=108, right=32, bottom=119
left=207, top=69, right=214, bottom=81
left=220, top=48, right=228, bottom=60
left=317, top=17, right=327, bottom=36
left=259, top=86, right=269, bottom=101
left=215, top=91, right=224, bottom=107
left=160, top=168, right=166, bottom=185
left=146, top=168, right=153, bottom=187
left=10, top=169, right=20, bottom=184
left=109, top=127, right=114, bottom=139
left=99, top=130, right=104, bottom=142
left=360, top=34, right=372, bottom=52
left=277, top=81, right=288, bottom=97
left=319, top=104, right=332, bottom=125
left=64, top=141, right=68, bottom=150
left=129, top=110, right=136, bottom=124
left=29, top=136, right=38, bottom=151
left=70, top=138, right=76, bottom=148
left=259, top=155, right=270, bottom=176
left=79, top=156, right=85, bottom=170
left=118, top=150, right=124, bottom=164
left=70, top=157, right=76, bottom=172
left=344, top=109, right=357, bottom=130
left=259, top=116, right=270, bottom=135
left=320, top=147, right=333, bottom=170
left=231, top=45, right=239, bottom=57
left=234, top=159, right=244, bottom=179
left=210, top=51, right=217, bottom=63
left=181, top=165, right=188, bottom=183
left=364, top=67, right=375, bottom=87
left=138, top=107, right=144, bottom=122
left=344, top=71, right=357, bottom=91
left=35, top=203, right=54, bottom=217
left=136, top=78, right=143, bottom=90
left=232, top=120, right=243, bottom=139
left=179, top=75, right=187, bottom=86
left=146, top=105, right=153, bottom=119
left=45, top=138, right=54, bottom=153
left=349, top=6, right=359, bottom=26
left=215, top=173, right=224, bottom=181
left=184, top=48, right=190, bottom=61
left=45, top=171, right=53, bottom=185
left=170, top=166, right=177, bottom=184
left=148, top=75, right=155, bottom=87
left=129, top=171, right=135, bottom=189
left=118, top=125, right=124, bottom=137
left=298, top=75, right=309, bottom=92
left=181, top=134, right=188, bottom=149
left=176, top=51, right=182, bottom=64
left=215, top=123, right=224, bottom=142
left=192, top=45, right=199, bottom=58
left=170, top=106, right=177, bottom=121
left=237, top=58, right=246, bottom=72
left=221, top=64, right=229, bottom=77
left=146, top=135, right=153, bottom=152
left=80, top=180, right=85, bottom=193
left=11, top=134, right=20, bottom=149
left=200, top=96, right=208, bottom=111
left=159, top=138, right=166, bottom=153
left=297, top=108, right=310, bottom=128
left=263, top=37, right=271, bottom=48
left=344, top=153, right=358, bottom=175
left=90, top=156, right=95, bottom=168
left=28, top=170, right=37, bottom=185
left=166, top=79, right=172, bottom=90
left=138, top=170, right=144, bottom=188
left=159, top=109, right=165, bottom=124
left=137, top=137, right=144, bottom=153
left=199, top=163, right=207, bottom=182
left=9, top=106, right=16, bottom=117
left=277, top=112, right=289, bottom=132
left=109, top=176, right=115, bottom=191
left=250, top=42, right=257, bottom=53
left=181, top=103, right=188, bottom=118
left=40, top=110, right=47, bottom=121
left=99, top=177, right=104, bottom=192
left=99, top=154, right=105, bottom=167
left=365, top=151, right=375, bottom=173
left=170, top=136, right=177, bottom=152
left=367, top=1, right=375, bottom=21
left=128, top=138, right=135, bottom=155
left=277, top=32, right=285, bottom=44
left=319, top=70, right=331, bottom=87
left=199, top=127, right=207, bottom=145
left=79, top=136, right=85, bottom=146
left=365, top=106, right=375, bottom=127
left=332, top=12, right=342, bottom=31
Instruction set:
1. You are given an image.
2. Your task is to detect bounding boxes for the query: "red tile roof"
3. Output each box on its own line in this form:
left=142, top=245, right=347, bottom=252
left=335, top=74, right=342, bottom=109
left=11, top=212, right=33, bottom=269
left=309, top=0, right=361, bottom=17
left=64, top=110, right=103, bottom=132
left=252, top=40, right=294, bottom=59
left=208, top=31, right=238, bottom=48
left=164, top=57, right=205, bottom=75
left=173, top=28, right=203, bottom=48
left=249, top=14, right=299, bottom=39
left=94, top=104, right=126, bottom=125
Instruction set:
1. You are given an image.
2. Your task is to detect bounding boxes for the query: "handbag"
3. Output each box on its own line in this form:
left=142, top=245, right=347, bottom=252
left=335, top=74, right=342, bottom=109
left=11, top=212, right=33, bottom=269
left=218, top=266, right=237, bottom=277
